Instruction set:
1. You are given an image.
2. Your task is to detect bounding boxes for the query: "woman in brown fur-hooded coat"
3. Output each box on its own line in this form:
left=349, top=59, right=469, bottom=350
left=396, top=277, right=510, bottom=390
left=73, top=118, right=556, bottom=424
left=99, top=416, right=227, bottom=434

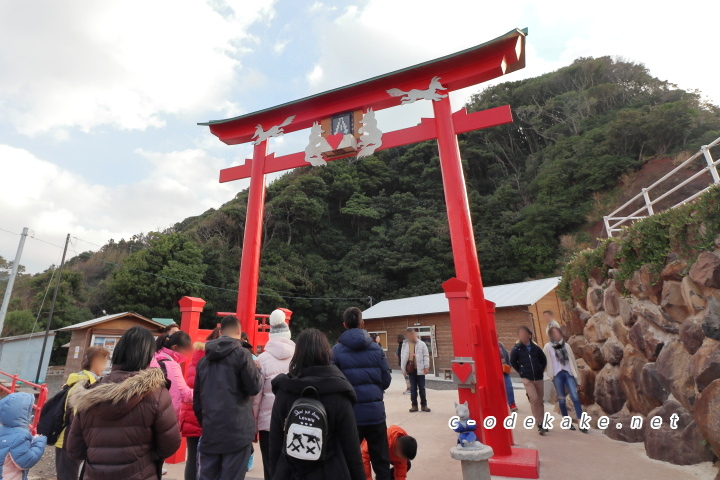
left=66, top=327, right=181, bottom=480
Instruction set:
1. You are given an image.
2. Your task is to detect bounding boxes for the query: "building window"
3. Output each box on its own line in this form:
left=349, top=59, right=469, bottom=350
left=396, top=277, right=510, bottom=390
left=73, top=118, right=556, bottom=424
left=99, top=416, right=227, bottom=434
left=367, top=331, right=388, bottom=351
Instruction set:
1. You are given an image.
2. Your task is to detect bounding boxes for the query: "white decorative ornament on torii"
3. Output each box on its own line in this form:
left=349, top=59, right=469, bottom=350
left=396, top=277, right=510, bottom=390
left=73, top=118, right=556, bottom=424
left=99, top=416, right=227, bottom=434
left=304, top=122, right=331, bottom=167
left=357, top=108, right=383, bottom=158
left=252, top=115, right=296, bottom=145
left=386, top=76, right=448, bottom=104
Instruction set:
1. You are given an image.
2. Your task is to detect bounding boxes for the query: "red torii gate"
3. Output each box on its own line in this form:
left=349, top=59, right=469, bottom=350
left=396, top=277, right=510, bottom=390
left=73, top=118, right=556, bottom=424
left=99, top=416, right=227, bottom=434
left=200, top=28, right=538, bottom=478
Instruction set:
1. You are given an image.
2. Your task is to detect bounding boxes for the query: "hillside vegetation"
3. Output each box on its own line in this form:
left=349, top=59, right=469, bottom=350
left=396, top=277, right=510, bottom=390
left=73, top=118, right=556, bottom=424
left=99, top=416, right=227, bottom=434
left=2, top=56, right=720, bottom=359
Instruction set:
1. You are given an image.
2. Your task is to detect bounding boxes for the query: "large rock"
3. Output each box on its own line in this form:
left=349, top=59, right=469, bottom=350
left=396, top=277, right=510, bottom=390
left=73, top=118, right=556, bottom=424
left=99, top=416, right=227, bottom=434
left=594, top=364, right=627, bottom=414
left=584, top=311, right=614, bottom=343
left=660, top=280, right=689, bottom=324
left=612, top=316, right=631, bottom=346
left=604, top=241, right=620, bottom=268
left=679, top=314, right=706, bottom=355
left=583, top=342, right=606, bottom=371
left=639, top=362, right=669, bottom=404
left=576, top=358, right=596, bottom=405
left=565, top=303, right=590, bottom=336
left=625, top=265, right=663, bottom=304
left=703, top=294, right=720, bottom=341
left=618, top=296, right=634, bottom=326
left=601, top=336, right=624, bottom=365
left=681, top=276, right=707, bottom=313
left=693, top=378, right=720, bottom=458
left=656, top=339, right=696, bottom=412
left=629, top=318, right=673, bottom=361
left=586, top=284, right=604, bottom=315
left=691, top=338, right=720, bottom=392
left=604, top=412, right=646, bottom=443
left=660, top=259, right=687, bottom=282
left=571, top=277, right=587, bottom=307
left=603, top=283, right=620, bottom=316
left=689, top=251, right=720, bottom=289
left=634, top=300, right=679, bottom=334
left=584, top=403, right=609, bottom=429
left=644, top=400, right=714, bottom=465
left=619, top=349, right=662, bottom=416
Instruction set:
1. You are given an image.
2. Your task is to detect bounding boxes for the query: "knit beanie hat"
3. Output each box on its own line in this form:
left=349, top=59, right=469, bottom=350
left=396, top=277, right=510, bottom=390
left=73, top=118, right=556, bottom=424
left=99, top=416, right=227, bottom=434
left=269, top=309, right=291, bottom=340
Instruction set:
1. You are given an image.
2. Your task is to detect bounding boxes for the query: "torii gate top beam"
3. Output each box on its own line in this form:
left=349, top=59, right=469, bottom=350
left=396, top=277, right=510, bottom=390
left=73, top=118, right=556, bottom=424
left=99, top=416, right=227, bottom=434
left=199, top=28, right=527, bottom=146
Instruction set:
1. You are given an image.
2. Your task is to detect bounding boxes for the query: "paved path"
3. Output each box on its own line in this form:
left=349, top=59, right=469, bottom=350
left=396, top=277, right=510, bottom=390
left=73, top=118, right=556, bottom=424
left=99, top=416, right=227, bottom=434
left=166, top=373, right=716, bottom=479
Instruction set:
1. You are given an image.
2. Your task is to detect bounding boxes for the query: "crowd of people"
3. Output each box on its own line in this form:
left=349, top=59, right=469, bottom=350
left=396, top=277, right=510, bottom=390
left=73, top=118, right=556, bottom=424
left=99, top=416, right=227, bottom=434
left=5, top=307, right=420, bottom=480
left=0, top=306, right=587, bottom=480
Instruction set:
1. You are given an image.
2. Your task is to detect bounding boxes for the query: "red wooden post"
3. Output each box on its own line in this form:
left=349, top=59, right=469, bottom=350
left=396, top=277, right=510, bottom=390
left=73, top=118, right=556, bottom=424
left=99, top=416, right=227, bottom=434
left=168, top=296, right=207, bottom=465
left=434, top=96, right=538, bottom=477
left=235, top=140, right=269, bottom=348
left=179, top=296, right=206, bottom=344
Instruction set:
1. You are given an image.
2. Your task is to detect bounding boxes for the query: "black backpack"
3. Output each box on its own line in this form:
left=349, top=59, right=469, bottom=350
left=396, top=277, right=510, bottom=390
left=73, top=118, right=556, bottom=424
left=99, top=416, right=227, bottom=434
left=283, top=386, right=328, bottom=462
left=37, top=386, right=70, bottom=445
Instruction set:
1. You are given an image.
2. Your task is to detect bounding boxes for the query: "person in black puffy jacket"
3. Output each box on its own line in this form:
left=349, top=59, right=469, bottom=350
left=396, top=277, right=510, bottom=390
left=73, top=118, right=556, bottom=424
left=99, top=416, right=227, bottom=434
left=332, top=307, right=392, bottom=480
left=270, top=328, right=365, bottom=480
left=510, top=326, right=548, bottom=436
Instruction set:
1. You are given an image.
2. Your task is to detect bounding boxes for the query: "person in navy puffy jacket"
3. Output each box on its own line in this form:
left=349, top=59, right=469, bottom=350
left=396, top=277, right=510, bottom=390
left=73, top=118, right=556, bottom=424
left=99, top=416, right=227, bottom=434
left=0, top=392, right=47, bottom=480
left=332, top=307, right=392, bottom=480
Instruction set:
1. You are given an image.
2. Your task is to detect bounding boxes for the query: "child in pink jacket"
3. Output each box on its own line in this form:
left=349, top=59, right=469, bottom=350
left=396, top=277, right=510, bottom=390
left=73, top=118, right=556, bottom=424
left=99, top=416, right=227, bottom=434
left=253, top=310, right=295, bottom=480
left=154, top=330, right=194, bottom=418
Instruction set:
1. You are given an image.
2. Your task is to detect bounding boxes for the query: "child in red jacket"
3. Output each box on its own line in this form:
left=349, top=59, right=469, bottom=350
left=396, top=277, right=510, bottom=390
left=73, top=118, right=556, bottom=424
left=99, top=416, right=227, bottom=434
left=361, top=425, right=417, bottom=480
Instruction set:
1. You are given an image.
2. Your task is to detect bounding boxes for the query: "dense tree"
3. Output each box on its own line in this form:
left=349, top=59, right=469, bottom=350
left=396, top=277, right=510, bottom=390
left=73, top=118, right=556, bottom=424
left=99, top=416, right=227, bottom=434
left=6, top=56, right=720, bottom=346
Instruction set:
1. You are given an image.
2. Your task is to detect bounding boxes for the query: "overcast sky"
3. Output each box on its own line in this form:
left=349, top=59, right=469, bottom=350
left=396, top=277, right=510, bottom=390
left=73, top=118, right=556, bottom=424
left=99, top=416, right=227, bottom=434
left=2, top=0, right=719, bottom=273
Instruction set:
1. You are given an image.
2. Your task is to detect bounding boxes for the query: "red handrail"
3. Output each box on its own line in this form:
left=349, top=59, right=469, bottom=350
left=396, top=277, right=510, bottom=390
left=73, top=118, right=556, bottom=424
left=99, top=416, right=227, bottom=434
left=0, top=369, right=49, bottom=435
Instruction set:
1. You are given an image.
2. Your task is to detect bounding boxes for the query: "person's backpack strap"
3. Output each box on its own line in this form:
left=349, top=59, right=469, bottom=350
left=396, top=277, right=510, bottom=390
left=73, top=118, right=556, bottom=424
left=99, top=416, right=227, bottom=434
left=156, top=358, right=172, bottom=389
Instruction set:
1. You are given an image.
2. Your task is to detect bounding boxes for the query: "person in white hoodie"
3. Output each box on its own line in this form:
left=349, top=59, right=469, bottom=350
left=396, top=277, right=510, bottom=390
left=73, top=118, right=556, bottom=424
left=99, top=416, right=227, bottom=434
left=253, top=309, right=295, bottom=480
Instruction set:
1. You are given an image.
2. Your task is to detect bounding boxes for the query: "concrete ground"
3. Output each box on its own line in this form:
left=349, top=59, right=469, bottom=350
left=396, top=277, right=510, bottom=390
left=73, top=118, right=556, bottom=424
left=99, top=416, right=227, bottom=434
left=164, top=372, right=717, bottom=480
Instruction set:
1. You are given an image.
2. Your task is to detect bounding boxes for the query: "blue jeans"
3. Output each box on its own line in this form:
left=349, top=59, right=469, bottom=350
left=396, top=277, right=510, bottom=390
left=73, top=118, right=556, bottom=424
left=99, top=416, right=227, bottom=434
left=503, top=373, right=515, bottom=405
left=552, top=370, right=583, bottom=419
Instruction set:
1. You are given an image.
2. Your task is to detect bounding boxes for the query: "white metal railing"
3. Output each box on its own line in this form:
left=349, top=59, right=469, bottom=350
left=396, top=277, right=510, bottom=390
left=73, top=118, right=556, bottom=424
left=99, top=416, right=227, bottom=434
left=604, top=137, right=720, bottom=237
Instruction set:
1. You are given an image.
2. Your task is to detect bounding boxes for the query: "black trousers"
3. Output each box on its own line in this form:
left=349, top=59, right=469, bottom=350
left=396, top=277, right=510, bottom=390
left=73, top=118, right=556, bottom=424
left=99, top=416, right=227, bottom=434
left=55, top=447, right=81, bottom=480
left=185, top=437, right=200, bottom=480
left=358, top=421, right=391, bottom=480
left=259, top=430, right=271, bottom=480
left=408, top=372, right=427, bottom=407
left=198, top=444, right=252, bottom=480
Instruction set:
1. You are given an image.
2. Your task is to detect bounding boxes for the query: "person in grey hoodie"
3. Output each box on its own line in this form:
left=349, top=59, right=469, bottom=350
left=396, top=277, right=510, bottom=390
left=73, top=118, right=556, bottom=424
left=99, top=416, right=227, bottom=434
left=253, top=309, right=295, bottom=480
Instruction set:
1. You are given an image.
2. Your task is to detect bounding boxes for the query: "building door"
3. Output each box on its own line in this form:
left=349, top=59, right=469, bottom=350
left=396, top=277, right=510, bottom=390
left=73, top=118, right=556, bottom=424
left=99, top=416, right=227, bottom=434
left=410, top=326, right=437, bottom=376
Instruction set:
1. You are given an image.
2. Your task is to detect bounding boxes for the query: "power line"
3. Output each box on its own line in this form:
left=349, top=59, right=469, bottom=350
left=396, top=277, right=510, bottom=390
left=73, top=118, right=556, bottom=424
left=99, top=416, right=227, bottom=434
left=8, top=229, right=370, bottom=303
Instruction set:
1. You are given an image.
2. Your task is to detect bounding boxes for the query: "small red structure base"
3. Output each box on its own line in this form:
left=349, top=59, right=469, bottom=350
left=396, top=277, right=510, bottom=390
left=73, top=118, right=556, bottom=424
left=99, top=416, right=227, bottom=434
left=489, top=447, right=540, bottom=479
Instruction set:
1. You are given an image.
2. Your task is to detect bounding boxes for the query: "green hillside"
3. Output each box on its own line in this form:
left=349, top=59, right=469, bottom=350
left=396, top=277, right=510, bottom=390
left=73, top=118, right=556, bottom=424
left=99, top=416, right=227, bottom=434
left=3, top=56, right=720, bottom=358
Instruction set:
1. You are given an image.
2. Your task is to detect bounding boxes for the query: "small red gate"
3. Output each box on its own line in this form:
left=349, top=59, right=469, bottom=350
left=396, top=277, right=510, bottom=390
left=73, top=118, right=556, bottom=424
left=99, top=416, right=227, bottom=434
left=0, top=370, right=49, bottom=435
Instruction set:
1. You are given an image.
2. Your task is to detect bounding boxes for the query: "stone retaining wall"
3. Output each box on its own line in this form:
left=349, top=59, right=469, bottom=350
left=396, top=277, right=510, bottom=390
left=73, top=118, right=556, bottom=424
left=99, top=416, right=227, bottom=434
left=560, top=241, right=720, bottom=466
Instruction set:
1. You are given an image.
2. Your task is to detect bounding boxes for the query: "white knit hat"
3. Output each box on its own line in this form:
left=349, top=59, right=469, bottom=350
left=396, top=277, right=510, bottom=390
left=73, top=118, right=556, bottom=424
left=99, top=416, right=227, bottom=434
left=269, top=309, right=291, bottom=339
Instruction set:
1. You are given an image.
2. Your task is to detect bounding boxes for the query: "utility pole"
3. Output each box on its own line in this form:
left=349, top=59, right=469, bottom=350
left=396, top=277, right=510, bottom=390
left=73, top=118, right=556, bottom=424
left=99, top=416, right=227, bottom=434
left=35, top=234, right=70, bottom=383
left=0, top=227, right=29, bottom=335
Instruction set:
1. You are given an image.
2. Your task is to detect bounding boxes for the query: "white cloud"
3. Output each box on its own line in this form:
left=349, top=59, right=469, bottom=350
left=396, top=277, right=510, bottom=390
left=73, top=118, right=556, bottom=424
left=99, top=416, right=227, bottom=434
left=0, top=0, right=276, bottom=137
left=273, top=39, right=289, bottom=55
left=307, top=64, right=324, bottom=86
left=0, top=144, right=242, bottom=272
left=306, top=0, right=720, bottom=105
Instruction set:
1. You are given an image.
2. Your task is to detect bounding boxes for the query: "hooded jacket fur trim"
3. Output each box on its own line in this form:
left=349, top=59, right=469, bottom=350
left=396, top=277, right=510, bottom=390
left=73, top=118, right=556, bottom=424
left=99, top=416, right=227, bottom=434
left=69, top=367, right=166, bottom=413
